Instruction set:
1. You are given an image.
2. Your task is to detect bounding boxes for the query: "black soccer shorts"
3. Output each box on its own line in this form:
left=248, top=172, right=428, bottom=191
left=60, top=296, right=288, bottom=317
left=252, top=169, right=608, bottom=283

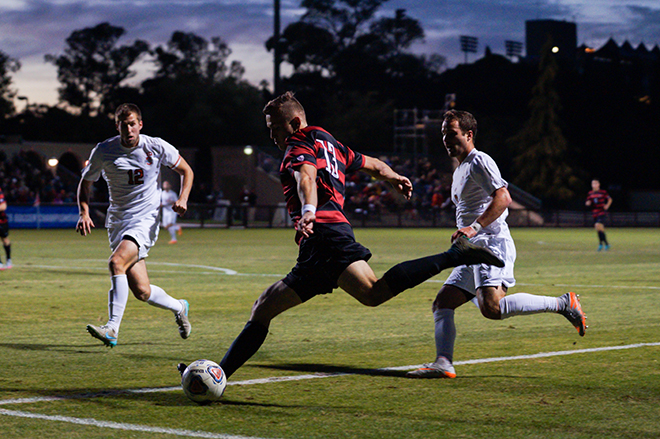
left=283, top=222, right=372, bottom=302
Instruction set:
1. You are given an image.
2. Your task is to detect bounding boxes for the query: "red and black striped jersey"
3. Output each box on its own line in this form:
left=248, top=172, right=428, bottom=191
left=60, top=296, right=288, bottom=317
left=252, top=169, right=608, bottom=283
left=586, top=189, right=610, bottom=217
left=280, top=126, right=364, bottom=226
left=0, top=188, right=7, bottom=224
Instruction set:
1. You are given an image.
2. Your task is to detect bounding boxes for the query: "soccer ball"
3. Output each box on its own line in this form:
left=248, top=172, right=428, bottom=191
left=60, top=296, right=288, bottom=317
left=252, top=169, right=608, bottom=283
left=181, top=359, right=227, bottom=404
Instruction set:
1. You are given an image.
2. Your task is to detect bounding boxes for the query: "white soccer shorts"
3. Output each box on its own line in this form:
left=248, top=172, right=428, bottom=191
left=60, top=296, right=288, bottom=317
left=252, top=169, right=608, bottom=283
left=108, top=213, right=160, bottom=260
left=444, top=233, right=517, bottom=293
left=161, top=209, right=178, bottom=228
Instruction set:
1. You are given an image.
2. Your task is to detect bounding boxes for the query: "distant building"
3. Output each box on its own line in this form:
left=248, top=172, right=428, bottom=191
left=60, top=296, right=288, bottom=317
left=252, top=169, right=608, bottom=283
left=582, top=38, right=660, bottom=65
left=578, top=38, right=660, bottom=98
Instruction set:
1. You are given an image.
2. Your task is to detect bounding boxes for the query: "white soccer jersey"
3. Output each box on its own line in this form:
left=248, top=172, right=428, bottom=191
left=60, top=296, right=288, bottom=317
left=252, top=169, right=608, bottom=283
left=160, top=189, right=179, bottom=226
left=451, top=148, right=509, bottom=236
left=82, top=134, right=181, bottom=227
left=446, top=148, right=516, bottom=292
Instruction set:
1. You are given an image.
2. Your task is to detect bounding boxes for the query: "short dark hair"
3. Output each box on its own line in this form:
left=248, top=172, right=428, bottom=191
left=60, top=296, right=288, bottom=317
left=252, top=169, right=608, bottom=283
left=263, top=91, right=305, bottom=120
left=444, top=109, right=477, bottom=140
left=115, top=103, right=142, bottom=122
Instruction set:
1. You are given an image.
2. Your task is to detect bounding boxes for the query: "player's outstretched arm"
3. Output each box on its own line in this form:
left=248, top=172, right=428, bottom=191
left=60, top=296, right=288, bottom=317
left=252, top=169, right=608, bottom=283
left=452, top=186, right=511, bottom=242
left=360, top=155, right=413, bottom=200
left=172, top=156, right=194, bottom=216
left=294, top=163, right=318, bottom=238
left=76, top=179, right=95, bottom=236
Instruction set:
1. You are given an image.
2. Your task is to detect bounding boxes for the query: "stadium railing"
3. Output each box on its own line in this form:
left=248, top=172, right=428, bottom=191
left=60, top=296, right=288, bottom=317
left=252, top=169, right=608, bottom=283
left=7, top=203, right=660, bottom=229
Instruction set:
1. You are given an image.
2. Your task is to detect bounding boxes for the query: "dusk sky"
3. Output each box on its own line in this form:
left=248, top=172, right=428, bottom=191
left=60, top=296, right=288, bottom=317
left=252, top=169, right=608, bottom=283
left=2, top=0, right=659, bottom=109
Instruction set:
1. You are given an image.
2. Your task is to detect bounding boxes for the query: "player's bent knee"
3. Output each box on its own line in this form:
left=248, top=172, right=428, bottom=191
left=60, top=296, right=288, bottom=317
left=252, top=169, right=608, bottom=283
left=479, top=303, right=501, bottom=320
left=249, top=281, right=299, bottom=323
left=132, top=288, right=150, bottom=302
left=356, top=294, right=382, bottom=307
left=108, top=256, right=129, bottom=275
left=351, top=281, right=391, bottom=307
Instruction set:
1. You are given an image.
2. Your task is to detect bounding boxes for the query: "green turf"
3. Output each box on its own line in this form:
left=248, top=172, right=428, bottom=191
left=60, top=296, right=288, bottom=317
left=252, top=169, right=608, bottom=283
left=0, top=227, right=658, bottom=438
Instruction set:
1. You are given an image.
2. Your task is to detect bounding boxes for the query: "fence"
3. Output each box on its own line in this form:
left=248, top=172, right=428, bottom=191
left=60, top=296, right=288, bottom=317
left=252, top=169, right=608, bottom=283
left=7, top=203, right=660, bottom=229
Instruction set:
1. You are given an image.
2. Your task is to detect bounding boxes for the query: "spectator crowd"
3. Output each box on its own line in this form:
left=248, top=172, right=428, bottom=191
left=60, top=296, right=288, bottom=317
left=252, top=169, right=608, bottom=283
left=0, top=150, right=77, bottom=205
left=344, top=156, right=453, bottom=221
left=1, top=149, right=454, bottom=222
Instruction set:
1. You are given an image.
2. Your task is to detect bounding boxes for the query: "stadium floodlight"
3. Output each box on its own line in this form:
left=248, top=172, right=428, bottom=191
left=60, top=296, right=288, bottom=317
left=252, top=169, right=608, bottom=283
left=459, top=36, right=478, bottom=63
left=505, top=40, right=524, bottom=59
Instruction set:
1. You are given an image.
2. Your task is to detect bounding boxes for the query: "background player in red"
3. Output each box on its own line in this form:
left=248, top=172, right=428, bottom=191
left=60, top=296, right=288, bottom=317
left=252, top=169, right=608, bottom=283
left=179, top=91, right=504, bottom=379
left=585, top=179, right=612, bottom=251
left=0, top=186, right=11, bottom=270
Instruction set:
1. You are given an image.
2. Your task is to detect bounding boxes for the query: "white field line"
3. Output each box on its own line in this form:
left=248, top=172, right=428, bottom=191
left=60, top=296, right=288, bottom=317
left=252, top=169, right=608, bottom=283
left=2, top=341, right=658, bottom=407
left=0, top=408, right=268, bottom=439
left=23, top=263, right=660, bottom=289
left=1, top=342, right=658, bottom=438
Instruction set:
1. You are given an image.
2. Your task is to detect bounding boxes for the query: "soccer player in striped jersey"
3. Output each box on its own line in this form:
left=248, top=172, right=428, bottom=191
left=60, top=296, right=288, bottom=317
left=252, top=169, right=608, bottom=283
left=189, top=92, right=505, bottom=380
left=77, top=103, right=194, bottom=347
left=585, top=179, right=612, bottom=251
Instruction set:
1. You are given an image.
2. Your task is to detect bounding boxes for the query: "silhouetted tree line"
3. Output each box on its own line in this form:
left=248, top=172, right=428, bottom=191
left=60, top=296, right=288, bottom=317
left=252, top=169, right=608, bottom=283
left=1, top=0, right=659, bottom=207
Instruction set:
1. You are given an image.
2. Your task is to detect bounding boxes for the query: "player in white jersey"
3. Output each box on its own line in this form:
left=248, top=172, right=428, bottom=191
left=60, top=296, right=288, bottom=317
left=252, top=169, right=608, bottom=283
left=407, top=110, right=587, bottom=379
left=160, top=180, right=182, bottom=244
left=76, top=103, right=194, bottom=347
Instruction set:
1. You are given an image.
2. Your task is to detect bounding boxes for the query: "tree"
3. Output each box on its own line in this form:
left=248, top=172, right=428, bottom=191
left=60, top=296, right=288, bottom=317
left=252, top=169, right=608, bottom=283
left=266, top=1, right=439, bottom=151
left=142, top=31, right=266, bottom=182
left=506, top=38, right=580, bottom=204
left=45, top=22, right=148, bottom=116
left=269, top=1, right=428, bottom=81
left=0, top=50, right=20, bottom=118
left=151, top=31, right=244, bottom=84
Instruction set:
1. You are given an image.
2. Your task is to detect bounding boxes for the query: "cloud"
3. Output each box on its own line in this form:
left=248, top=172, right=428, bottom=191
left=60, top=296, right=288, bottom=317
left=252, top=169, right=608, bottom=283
left=2, top=0, right=659, bottom=105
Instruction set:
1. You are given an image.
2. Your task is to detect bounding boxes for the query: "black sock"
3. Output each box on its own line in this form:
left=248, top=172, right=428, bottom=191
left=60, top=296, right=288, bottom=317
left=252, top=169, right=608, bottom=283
left=3, top=244, right=9, bottom=260
left=219, top=321, right=269, bottom=378
left=382, top=251, right=455, bottom=296
left=597, top=231, right=606, bottom=244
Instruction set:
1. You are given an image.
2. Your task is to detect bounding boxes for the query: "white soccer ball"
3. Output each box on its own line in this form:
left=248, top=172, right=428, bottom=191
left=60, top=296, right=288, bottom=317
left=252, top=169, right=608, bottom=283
left=181, top=359, right=227, bottom=404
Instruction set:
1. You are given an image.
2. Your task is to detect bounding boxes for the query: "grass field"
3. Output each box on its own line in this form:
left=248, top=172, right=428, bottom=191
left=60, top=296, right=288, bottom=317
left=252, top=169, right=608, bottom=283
left=0, top=226, right=658, bottom=439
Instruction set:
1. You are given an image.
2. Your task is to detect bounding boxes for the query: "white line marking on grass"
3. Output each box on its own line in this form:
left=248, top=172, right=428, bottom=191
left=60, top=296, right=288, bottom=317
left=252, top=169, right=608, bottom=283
left=150, top=262, right=237, bottom=275
left=1, top=343, right=657, bottom=437
left=0, top=409, right=270, bottom=439
left=28, top=263, right=284, bottom=277
left=390, top=341, right=660, bottom=371
left=425, top=279, right=660, bottom=290
left=552, top=283, right=660, bottom=290
left=25, top=262, right=660, bottom=289
left=3, top=342, right=658, bottom=407
left=0, top=396, right=67, bottom=406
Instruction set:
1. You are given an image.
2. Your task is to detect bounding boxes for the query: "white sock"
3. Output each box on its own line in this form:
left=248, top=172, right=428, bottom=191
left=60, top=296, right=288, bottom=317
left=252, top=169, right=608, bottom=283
left=107, top=274, right=129, bottom=332
left=147, top=284, right=183, bottom=313
left=499, top=293, right=559, bottom=319
left=168, top=226, right=177, bottom=241
left=434, top=308, right=456, bottom=363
